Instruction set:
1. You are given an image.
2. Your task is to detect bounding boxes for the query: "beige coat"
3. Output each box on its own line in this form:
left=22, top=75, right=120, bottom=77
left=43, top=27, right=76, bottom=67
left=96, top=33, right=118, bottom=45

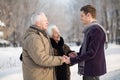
left=22, top=27, right=63, bottom=80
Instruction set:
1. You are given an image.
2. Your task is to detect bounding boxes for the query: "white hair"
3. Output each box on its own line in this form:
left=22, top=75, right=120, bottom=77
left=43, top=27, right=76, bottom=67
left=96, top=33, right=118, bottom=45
left=31, top=12, right=44, bottom=25
left=47, top=24, right=60, bottom=37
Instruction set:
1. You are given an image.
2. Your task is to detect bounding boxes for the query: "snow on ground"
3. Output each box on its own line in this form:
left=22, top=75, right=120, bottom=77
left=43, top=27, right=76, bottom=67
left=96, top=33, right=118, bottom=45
left=70, top=44, right=120, bottom=80
left=0, top=47, right=23, bottom=80
left=0, top=43, right=120, bottom=80
left=0, top=47, right=22, bottom=69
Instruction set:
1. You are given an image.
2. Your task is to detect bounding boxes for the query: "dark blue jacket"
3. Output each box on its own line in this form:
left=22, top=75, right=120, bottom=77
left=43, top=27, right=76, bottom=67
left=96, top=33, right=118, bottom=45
left=70, top=24, right=107, bottom=76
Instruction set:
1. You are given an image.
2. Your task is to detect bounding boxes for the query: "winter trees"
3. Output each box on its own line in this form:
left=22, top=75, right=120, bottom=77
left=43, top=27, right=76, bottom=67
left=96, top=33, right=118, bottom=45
left=0, top=0, right=120, bottom=45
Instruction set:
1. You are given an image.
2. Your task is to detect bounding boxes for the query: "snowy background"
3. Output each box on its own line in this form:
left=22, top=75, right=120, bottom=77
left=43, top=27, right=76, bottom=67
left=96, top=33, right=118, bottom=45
left=0, top=43, right=120, bottom=80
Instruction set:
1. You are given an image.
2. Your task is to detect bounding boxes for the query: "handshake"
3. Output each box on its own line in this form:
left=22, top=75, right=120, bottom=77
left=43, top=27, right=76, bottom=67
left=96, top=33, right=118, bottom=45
left=61, top=52, right=77, bottom=64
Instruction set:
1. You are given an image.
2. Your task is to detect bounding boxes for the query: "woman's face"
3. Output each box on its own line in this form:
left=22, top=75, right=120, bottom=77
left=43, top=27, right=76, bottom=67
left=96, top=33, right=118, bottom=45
left=52, top=28, right=60, bottom=42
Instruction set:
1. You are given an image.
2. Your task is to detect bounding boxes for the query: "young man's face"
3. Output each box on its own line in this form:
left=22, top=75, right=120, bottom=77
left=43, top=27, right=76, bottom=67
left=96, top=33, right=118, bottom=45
left=80, top=11, right=89, bottom=25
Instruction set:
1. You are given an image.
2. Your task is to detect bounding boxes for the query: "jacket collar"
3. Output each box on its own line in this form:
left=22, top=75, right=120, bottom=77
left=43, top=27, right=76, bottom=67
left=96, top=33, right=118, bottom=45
left=50, top=37, right=64, bottom=49
left=30, top=25, right=48, bottom=37
left=83, top=21, right=97, bottom=33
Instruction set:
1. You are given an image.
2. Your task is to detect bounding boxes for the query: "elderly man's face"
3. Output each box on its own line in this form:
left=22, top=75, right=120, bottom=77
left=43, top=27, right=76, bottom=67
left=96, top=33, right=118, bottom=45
left=52, top=28, right=60, bottom=42
left=36, top=13, right=48, bottom=30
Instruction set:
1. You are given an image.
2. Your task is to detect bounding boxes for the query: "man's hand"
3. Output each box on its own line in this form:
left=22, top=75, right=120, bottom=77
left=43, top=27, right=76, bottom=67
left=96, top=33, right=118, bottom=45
left=68, top=52, right=77, bottom=58
left=61, top=55, right=70, bottom=64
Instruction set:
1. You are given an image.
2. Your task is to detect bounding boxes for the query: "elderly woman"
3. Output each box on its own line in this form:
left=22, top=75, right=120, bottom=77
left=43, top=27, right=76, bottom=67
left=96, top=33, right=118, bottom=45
left=47, top=25, right=74, bottom=80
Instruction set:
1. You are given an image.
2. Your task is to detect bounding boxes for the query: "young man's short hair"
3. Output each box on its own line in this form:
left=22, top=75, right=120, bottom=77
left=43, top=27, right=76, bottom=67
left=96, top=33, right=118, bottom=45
left=80, top=5, right=96, bottom=18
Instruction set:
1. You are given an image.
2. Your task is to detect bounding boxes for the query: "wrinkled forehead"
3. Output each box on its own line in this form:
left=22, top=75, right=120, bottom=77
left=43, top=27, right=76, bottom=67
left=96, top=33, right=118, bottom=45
left=39, top=13, right=47, bottom=20
left=52, top=28, right=60, bottom=34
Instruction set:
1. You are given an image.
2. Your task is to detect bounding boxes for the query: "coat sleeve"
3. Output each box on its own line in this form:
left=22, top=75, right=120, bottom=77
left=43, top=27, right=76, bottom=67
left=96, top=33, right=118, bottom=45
left=70, top=27, right=102, bottom=64
left=63, top=44, right=74, bottom=56
left=26, top=34, right=63, bottom=67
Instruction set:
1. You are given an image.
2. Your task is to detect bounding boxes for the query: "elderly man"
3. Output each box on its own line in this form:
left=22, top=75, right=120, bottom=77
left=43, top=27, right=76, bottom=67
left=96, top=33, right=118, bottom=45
left=21, top=12, right=67, bottom=80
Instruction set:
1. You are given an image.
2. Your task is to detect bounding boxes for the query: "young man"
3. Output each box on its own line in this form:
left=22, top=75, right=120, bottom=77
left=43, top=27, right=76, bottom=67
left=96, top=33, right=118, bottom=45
left=65, top=5, right=107, bottom=80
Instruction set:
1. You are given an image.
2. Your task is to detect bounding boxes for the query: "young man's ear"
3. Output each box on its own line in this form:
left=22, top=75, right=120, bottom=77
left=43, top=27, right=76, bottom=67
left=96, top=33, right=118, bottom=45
left=87, top=13, right=91, bottom=17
